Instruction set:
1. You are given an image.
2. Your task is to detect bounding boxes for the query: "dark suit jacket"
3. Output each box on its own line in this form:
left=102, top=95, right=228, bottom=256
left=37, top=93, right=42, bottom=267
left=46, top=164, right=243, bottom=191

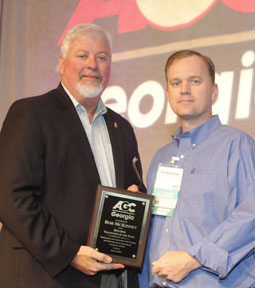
left=0, top=84, right=144, bottom=288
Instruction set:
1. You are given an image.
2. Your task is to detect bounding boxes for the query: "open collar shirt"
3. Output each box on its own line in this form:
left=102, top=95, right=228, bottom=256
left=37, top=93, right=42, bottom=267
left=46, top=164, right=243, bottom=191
left=139, top=115, right=255, bottom=288
left=62, top=83, right=116, bottom=188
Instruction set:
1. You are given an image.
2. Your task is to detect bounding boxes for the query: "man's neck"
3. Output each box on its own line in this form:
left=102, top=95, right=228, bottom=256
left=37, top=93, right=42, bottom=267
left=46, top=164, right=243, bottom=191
left=180, top=115, right=212, bottom=133
left=80, top=97, right=101, bottom=123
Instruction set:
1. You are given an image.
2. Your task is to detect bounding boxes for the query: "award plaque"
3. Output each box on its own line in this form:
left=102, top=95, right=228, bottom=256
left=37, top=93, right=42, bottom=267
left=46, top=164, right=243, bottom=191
left=87, top=185, right=154, bottom=269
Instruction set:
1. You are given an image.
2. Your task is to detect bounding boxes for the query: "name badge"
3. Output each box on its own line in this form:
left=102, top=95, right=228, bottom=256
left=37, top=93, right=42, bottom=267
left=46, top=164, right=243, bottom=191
left=152, top=163, right=183, bottom=216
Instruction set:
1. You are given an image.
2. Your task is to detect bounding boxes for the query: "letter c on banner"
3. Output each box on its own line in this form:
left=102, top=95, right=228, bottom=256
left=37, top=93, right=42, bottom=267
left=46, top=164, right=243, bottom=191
left=102, top=86, right=127, bottom=114
left=128, top=81, right=165, bottom=128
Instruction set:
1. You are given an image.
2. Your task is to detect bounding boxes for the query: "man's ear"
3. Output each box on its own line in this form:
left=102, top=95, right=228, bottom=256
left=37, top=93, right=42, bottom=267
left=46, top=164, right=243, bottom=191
left=211, top=83, right=218, bottom=105
left=58, top=56, right=64, bottom=74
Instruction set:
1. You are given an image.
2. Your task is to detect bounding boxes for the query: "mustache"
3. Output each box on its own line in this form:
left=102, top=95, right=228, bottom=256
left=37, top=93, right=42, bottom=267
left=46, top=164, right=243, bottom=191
left=79, top=72, right=102, bottom=80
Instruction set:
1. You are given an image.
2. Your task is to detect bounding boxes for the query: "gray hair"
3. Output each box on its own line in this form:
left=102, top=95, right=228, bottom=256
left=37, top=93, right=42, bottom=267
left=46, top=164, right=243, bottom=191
left=61, top=23, right=112, bottom=59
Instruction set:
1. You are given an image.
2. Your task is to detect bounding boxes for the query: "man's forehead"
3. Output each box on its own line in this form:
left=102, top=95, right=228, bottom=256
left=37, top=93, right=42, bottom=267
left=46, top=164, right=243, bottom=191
left=168, top=56, right=208, bottom=76
left=70, top=35, right=110, bottom=49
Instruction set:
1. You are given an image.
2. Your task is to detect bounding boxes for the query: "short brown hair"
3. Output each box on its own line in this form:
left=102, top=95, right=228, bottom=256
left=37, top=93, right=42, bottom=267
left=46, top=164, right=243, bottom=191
left=165, top=50, right=215, bottom=84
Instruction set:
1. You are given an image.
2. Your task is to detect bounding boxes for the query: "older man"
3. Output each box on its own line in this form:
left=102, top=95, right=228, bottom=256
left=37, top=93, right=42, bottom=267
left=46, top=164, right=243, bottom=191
left=0, top=23, right=144, bottom=288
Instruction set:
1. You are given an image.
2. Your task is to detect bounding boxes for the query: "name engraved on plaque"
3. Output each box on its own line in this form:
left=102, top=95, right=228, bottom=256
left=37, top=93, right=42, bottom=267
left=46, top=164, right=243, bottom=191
left=87, top=185, right=154, bottom=268
left=95, top=196, right=145, bottom=259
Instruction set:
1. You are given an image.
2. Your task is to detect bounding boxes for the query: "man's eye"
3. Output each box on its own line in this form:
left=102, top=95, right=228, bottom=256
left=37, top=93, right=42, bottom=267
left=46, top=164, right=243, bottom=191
left=171, top=81, right=180, bottom=87
left=191, top=79, right=201, bottom=85
left=97, top=55, right=108, bottom=62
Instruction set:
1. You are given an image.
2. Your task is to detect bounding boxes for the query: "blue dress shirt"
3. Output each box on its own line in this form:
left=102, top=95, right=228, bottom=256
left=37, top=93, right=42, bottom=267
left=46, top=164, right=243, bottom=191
left=139, top=115, right=255, bottom=288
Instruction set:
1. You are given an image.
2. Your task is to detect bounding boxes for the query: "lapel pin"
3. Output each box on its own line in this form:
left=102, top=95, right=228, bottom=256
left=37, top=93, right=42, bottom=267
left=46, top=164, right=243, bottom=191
left=114, top=122, right=118, bottom=128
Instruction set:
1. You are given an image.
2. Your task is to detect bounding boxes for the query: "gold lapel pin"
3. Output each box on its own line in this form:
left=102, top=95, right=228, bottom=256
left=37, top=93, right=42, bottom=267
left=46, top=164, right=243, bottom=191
left=114, top=122, right=118, bottom=128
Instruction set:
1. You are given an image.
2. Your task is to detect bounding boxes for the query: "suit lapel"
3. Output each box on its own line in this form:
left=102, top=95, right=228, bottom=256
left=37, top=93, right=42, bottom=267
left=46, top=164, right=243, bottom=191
left=53, top=85, right=100, bottom=187
left=104, top=110, right=125, bottom=188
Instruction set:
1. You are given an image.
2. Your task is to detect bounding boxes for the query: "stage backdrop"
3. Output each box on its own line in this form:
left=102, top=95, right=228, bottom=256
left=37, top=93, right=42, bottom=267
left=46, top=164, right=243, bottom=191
left=1, top=0, right=255, bottom=187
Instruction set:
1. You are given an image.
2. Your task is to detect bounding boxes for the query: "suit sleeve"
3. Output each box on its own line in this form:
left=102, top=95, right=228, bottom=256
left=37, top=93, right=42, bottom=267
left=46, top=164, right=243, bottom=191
left=0, top=99, right=80, bottom=277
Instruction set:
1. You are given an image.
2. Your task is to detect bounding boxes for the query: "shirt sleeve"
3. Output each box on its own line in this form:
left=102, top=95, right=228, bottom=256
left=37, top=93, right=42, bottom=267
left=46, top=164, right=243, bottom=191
left=188, top=135, right=255, bottom=279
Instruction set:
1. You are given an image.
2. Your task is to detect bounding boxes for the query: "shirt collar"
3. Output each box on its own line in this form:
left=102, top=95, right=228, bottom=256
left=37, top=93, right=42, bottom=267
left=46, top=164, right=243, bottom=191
left=172, top=115, right=221, bottom=147
left=61, top=82, right=107, bottom=119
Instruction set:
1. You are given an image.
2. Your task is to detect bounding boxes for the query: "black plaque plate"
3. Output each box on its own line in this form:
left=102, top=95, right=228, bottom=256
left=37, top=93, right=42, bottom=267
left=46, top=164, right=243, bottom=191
left=87, top=185, right=154, bottom=269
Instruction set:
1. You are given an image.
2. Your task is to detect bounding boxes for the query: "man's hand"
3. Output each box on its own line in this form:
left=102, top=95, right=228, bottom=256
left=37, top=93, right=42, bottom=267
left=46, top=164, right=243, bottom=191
left=71, top=246, right=125, bottom=275
left=152, top=251, right=201, bottom=283
left=127, top=184, right=139, bottom=192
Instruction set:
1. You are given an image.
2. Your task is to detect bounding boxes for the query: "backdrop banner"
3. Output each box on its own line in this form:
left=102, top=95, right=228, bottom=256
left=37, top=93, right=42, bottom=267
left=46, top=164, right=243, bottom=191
left=1, top=0, right=255, bottom=180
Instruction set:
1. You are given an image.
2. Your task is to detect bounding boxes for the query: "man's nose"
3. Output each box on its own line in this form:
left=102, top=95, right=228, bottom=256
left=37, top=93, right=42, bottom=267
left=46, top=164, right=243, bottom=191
left=86, top=55, right=98, bottom=69
left=180, top=81, right=190, bottom=95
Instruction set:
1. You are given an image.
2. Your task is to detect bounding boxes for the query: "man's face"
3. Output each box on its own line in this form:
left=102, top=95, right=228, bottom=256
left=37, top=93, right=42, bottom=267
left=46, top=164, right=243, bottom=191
left=59, top=35, right=111, bottom=101
left=166, top=55, right=218, bottom=126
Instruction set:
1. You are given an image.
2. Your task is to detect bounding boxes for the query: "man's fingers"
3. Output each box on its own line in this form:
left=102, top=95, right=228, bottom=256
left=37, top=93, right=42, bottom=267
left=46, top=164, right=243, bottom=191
left=84, top=263, right=124, bottom=276
left=127, top=184, right=139, bottom=192
left=152, top=261, right=160, bottom=273
left=153, top=265, right=167, bottom=278
left=71, top=246, right=125, bottom=276
left=89, top=248, right=125, bottom=271
left=90, top=248, right=112, bottom=264
left=100, top=262, right=125, bottom=271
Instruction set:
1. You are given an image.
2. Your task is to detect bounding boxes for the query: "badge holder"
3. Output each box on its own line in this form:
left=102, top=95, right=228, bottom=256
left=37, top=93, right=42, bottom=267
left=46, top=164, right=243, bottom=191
left=152, top=157, right=183, bottom=216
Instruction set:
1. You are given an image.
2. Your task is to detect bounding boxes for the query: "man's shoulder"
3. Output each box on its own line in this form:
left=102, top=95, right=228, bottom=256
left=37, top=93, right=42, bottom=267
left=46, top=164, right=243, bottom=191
left=213, top=124, right=255, bottom=152
left=8, top=85, right=68, bottom=113
left=11, top=87, right=58, bottom=106
left=217, top=124, right=254, bottom=142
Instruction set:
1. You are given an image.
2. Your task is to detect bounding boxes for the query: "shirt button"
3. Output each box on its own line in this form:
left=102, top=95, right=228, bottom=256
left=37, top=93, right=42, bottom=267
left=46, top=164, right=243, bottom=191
left=180, top=154, right=184, bottom=159
left=166, top=228, right=169, bottom=232
left=192, top=143, right=196, bottom=147
left=163, top=281, right=167, bottom=286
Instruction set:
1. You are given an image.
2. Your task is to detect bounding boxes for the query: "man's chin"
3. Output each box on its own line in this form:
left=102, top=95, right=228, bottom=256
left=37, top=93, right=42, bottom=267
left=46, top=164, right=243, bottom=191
left=82, top=92, right=101, bottom=99
left=77, top=84, right=104, bottom=99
